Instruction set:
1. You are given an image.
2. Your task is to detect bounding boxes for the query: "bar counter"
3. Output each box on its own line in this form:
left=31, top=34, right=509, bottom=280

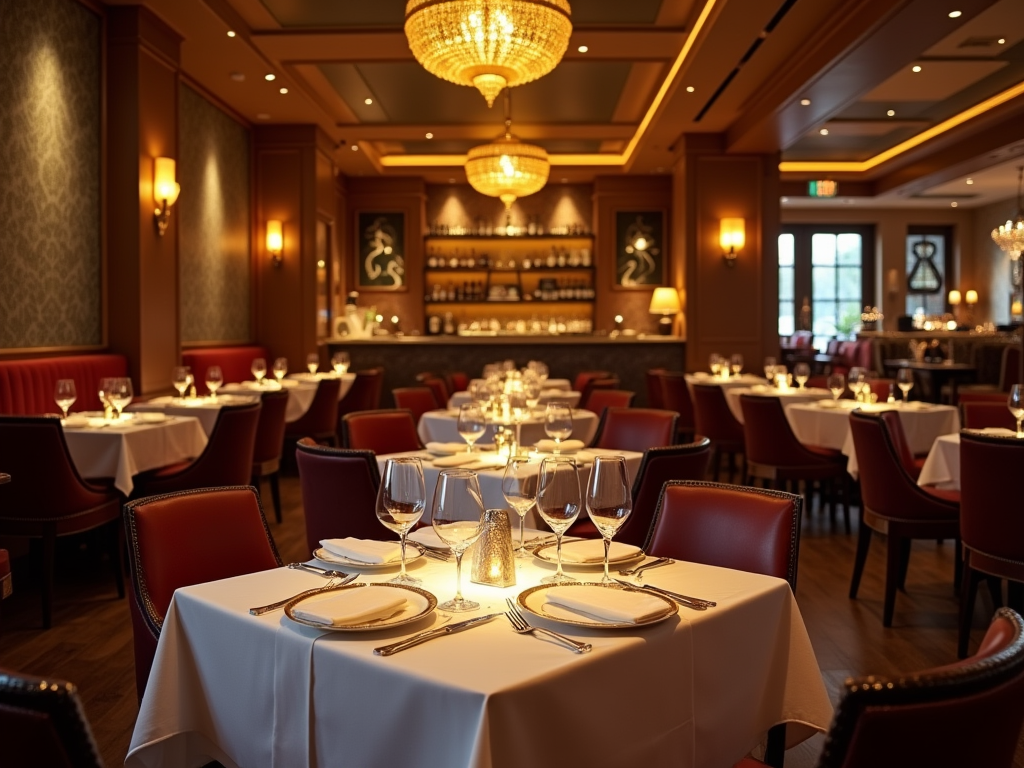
left=323, top=334, right=686, bottom=407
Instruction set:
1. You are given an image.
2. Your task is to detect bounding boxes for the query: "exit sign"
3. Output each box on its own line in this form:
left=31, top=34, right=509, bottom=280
left=808, top=180, right=838, bottom=198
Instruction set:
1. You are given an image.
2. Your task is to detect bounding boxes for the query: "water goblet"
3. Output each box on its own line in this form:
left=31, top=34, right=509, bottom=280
left=827, top=373, right=845, bottom=401
left=585, top=455, right=632, bottom=583
left=331, top=351, right=350, bottom=375
left=172, top=366, right=193, bottom=401
left=897, top=368, right=914, bottom=403
left=763, top=356, right=777, bottom=381
left=251, top=358, right=267, bottom=385
left=508, top=391, right=529, bottom=453
left=205, top=366, right=223, bottom=399
left=54, top=379, right=76, bottom=421
left=730, top=354, right=744, bottom=377
left=98, top=377, right=116, bottom=419
left=457, top=403, right=486, bottom=453
left=272, top=357, right=288, bottom=385
left=536, top=457, right=582, bottom=584
left=1009, top=384, right=1024, bottom=437
left=431, top=469, right=485, bottom=611
left=306, top=353, right=319, bottom=375
left=109, top=377, right=133, bottom=419
left=709, top=353, right=723, bottom=377
left=375, top=457, right=426, bottom=585
left=502, top=456, right=539, bottom=558
left=848, top=367, right=867, bottom=402
left=544, top=402, right=573, bottom=453
left=794, top=362, right=810, bottom=389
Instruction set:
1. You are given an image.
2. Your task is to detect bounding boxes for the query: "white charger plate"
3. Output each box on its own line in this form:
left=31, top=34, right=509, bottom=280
left=284, top=583, right=436, bottom=632
left=533, top=540, right=644, bottom=569
left=516, top=582, right=677, bottom=630
left=313, top=545, right=424, bottom=570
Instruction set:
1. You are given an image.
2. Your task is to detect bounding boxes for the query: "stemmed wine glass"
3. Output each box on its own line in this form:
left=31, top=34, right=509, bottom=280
left=272, top=357, right=288, bottom=385
left=794, top=362, right=810, bottom=389
left=306, top=353, right=319, bottom=375
left=430, top=469, right=485, bottom=611
left=536, top=456, right=582, bottom=584
left=730, top=354, right=744, bottom=377
left=109, top=377, right=133, bottom=419
left=848, top=367, right=866, bottom=401
left=98, top=378, right=115, bottom=419
left=763, top=356, right=777, bottom=381
left=586, top=456, right=632, bottom=583
left=502, top=456, right=539, bottom=558
left=457, top=403, right=486, bottom=453
left=172, top=366, right=193, bottom=401
left=508, top=391, right=529, bottom=452
left=1009, top=384, right=1024, bottom=437
left=827, top=373, right=845, bottom=401
left=709, top=354, right=724, bottom=377
left=897, top=368, right=914, bottom=403
left=331, top=351, right=350, bottom=375
left=54, top=379, right=76, bottom=421
left=205, top=366, right=223, bottom=399
left=375, top=457, right=426, bottom=585
left=544, top=402, right=573, bottom=453
left=251, top=358, right=267, bottom=385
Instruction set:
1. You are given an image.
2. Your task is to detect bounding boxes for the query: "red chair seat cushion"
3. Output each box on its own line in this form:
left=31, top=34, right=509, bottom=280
left=805, top=444, right=842, bottom=458
left=922, top=485, right=961, bottom=504
left=566, top=518, right=600, bottom=539
left=147, top=460, right=194, bottom=479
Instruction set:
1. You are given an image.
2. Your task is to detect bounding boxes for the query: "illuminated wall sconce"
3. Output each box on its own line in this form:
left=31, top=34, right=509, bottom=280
left=965, top=289, right=978, bottom=306
left=719, top=218, right=745, bottom=267
left=266, top=220, right=283, bottom=268
left=153, top=157, right=180, bottom=237
left=649, top=287, right=681, bottom=336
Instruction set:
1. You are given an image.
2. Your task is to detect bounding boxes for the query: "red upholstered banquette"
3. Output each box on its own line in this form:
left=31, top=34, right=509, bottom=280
left=181, top=346, right=269, bottom=389
left=0, top=355, right=128, bottom=414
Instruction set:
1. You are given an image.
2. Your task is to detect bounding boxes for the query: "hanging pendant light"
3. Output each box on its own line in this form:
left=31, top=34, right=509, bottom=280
left=466, top=93, right=549, bottom=209
left=992, top=166, right=1024, bottom=259
left=404, top=0, right=572, bottom=107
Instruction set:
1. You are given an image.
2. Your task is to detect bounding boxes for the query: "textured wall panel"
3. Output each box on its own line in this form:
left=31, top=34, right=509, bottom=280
left=179, top=84, right=251, bottom=343
left=0, top=0, right=102, bottom=349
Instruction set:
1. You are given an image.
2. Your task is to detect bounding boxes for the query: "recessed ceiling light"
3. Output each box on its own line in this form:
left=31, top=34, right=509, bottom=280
left=912, top=65, right=922, bottom=73
left=230, top=72, right=245, bottom=82
left=998, top=38, right=1006, bottom=44
left=819, top=128, right=829, bottom=135
left=364, top=98, right=373, bottom=105
left=265, top=73, right=276, bottom=81
left=948, top=10, right=962, bottom=18
left=577, top=45, right=588, bottom=53
left=257, top=113, right=270, bottom=120
left=425, top=132, right=433, bottom=139
left=686, top=86, right=695, bottom=93
left=351, top=144, right=359, bottom=151
left=227, top=30, right=236, bottom=38
left=951, top=201, right=958, bottom=207
left=966, top=178, right=974, bottom=185
left=800, top=98, right=811, bottom=106
left=887, top=109, right=895, bottom=116
left=279, top=87, right=288, bottom=94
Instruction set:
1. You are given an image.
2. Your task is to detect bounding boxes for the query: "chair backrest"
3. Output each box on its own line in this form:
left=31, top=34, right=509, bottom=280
left=617, top=438, right=711, bottom=548
left=659, top=372, right=695, bottom=432
left=123, top=486, right=281, bottom=697
left=593, top=407, right=678, bottom=453
left=251, top=390, right=290, bottom=466
left=284, top=377, right=342, bottom=439
left=392, top=387, right=440, bottom=423
left=580, top=377, right=620, bottom=410
left=0, top=668, right=104, bottom=768
left=739, top=395, right=819, bottom=468
left=877, top=410, right=920, bottom=478
left=1000, top=343, right=1022, bottom=391
left=959, top=431, right=1024, bottom=573
left=573, top=370, right=610, bottom=393
left=961, top=402, right=1016, bottom=431
left=338, top=367, right=384, bottom=417
left=816, top=608, right=1024, bottom=768
left=296, top=438, right=383, bottom=552
left=644, top=480, right=802, bottom=591
left=583, top=389, right=635, bottom=418
left=865, top=377, right=895, bottom=401
left=691, top=383, right=745, bottom=443
left=342, top=409, right=421, bottom=454
left=423, top=377, right=449, bottom=408
left=445, top=371, right=469, bottom=393
left=646, top=368, right=667, bottom=409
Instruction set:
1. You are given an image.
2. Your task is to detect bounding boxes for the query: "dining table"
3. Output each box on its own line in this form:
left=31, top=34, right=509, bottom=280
left=448, top=389, right=582, bottom=409
left=914, top=426, right=1020, bottom=491
left=128, top=393, right=260, bottom=436
left=126, top=552, right=833, bottom=768
left=724, top=386, right=833, bottom=424
left=60, top=413, right=208, bottom=495
left=684, top=372, right=768, bottom=394
left=218, top=372, right=355, bottom=423
left=470, top=377, right=572, bottom=393
left=418, top=408, right=600, bottom=447
left=882, top=359, right=977, bottom=404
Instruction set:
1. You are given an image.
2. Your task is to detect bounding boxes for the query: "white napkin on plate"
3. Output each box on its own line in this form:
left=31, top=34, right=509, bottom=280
left=534, top=439, right=585, bottom=453
left=320, top=538, right=402, bottom=564
left=558, top=540, right=642, bottom=563
left=408, top=527, right=449, bottom=550
left=426, top=441, right=473, bottom=455
left=542, top=586, right=668, bottom=624
left=291, top=589, right=407, bottom=627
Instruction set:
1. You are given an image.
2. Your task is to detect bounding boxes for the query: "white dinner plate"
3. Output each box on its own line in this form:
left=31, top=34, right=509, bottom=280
left=284, top=583, right=436, bottom=632
left=533, top=540, right=644, bottom=569
left=313, top=545, right=424, bottom=569
left=516, top=582, right=677, bottom=630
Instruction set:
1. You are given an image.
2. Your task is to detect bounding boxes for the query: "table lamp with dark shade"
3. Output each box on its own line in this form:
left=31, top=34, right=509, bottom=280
left=649, top=287, right=681, bottom=335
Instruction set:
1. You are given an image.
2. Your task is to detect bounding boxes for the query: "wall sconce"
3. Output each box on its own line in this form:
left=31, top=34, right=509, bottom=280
left=948, top=289, right=962, bottom=307
left=266, top=220, right=283, bottom=268
left=649, top=287, right=681, bottom=336
left=965, top=289, right=978, bottom=306
left=153, top=157, right=180, bottom=237
left=719, top=218, right=745, bottom=267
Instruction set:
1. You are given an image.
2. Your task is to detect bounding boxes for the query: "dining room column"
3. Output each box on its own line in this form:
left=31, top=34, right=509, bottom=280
left=105, top=7, right=182, bottom=397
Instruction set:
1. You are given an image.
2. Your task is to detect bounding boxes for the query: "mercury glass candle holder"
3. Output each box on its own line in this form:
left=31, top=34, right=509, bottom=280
left=471, top=509, right=516, bottom=588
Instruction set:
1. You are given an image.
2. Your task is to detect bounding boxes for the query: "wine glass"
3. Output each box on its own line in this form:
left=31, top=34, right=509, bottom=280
left=251, top=358, right=267, bottom=385
left=54, top=379, right=76, bottom=421
left=508, top=391, right=529, bottom=452
left=172, top=366, right=193, bottom=401
left=585, top=455, right=632, bottom=583
left=544, top=402, right=573, bottom=453
left=272, top=357, right=288, bottom=385
left=205, top=366, right=223, bottom=399
left=375, top=457, right=426, bottom=585
left=524, top=379, right=541, bottom=413
left=827, top=373, right=845, bottom=401
left=730, top=354, right=744, bottom=377
left=536, top=457, right=582, bottom=584
left=709, top=353, right=723, bottom=376
left=306, top=353, right=319, bottom=375
left=848, top=367, right=866, bottom=402
left=794, top=362, right=810, bottom=389
left=109, top=377, right=133, bottom=419
left=897, top=368, right=914, bottom=403
left=331, top=351, right=350, bottom=375
left=502, top=456, right=539, bottom=558
left=763, top=356, right=777, bottom=381
left=457, top=403, right=486, bottom=453
left=430, top=469, right=485, bottom=611
left=1009, top=384, right=1024, bottom=437
left=98, top=377, right=115, bottom=418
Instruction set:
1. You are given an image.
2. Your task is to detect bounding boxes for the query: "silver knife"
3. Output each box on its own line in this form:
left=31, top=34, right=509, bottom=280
left=612, top=579, right=710, bottom=610
left=374, top=613, right=501, bottom=656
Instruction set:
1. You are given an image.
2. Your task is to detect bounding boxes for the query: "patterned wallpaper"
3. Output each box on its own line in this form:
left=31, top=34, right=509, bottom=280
left=179, top=84, right=251, bottom=343
left=0, top=0, right=102, bottom=349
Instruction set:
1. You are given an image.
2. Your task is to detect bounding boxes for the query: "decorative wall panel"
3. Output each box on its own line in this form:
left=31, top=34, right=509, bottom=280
left=178, top=84, right=251, bottom=343
left=0, top=0, right=102, bottom=349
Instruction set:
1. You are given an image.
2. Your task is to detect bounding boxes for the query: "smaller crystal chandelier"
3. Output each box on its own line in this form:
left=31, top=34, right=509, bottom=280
left=992, top=166, right=1024, bottom=260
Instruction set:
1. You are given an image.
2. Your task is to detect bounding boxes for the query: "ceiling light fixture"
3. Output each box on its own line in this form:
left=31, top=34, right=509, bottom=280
left=279, top=87, right=288, bottom=94
left=948, top=10, right=962, bottom=18
left=364, top=98, right=373, bottom=105
left=686, top=86, right=695, bottom=93
left=912, top=65, right=922, bottom=73
left=991, top=166, right=1024, bottom=259
left=966, top=178, right=974, bottom=185
left=351, top=144, right=360, bottom=152
left=951, top=201, right=958, bottom=207
left=820, top=128, right=829, bottom=136
left=227, top=30, right=236, bottom=38
left=998, top=38, right=1006, bottom=44
left=265, top=73, right=276, bottom=81
left=800, top=98, right=811, bottom=106
left=578, top=45, right=588, bottom=53
left=425, top=132, right=434, bottom=139
left=404, top=0, right=572, bottom=107
left=887, top=109, right=895, bottom=116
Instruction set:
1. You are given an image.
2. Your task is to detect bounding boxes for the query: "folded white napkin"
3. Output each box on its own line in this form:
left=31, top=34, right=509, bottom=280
left=320, top=538, right=402, bottom=564
left=558, top=540, right=642, bottom=563
left=542, top=586, right=668, bottom=624
left=408, top=527, right=449, bottom=550
left=978, top=427, right=1016, bottom=435
left=291, top=589, right=408, bottom=627
left=426, top=441, right=472, bottom=455
left=534, top=439, right=585, bottom=453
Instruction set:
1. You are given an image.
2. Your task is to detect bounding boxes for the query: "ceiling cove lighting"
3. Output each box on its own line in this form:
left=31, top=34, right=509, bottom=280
left=404, top=0, right=573, bottom=107
left=991, top=166, right=1024, bottom=259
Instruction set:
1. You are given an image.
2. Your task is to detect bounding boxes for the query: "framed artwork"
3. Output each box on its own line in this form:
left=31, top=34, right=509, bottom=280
left=615, top=211, right=665, bottom=288
left=356, top=212, right=406, bottom=291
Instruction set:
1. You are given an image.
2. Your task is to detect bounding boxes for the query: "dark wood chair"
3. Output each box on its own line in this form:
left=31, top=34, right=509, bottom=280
left=691, top=382, right=745, bottom=482
left=423, top=377, right=450, bottom=409
left=645, top=368, right=667, bottom=409
left=659, top=371, right=695, bottom=441
left=579, top=377, right=619, bottom=410
left=284, top=377, right=342, bottom=446
left=342, top=409, right=421, bottom=454
left=250, top=389, right=290, bottom=523
left=392, top=387, right=441, bottom=424
left=337, top=368, right=385, bottom=427
left=591, top=407, right=678, bottom=453
left=581, top=388, right=634, bottom=418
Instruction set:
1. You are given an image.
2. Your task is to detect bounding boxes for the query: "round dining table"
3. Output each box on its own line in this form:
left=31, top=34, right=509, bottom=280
left=417, top=408, right=599, bottom=447
left=724, top=385, right=833, bottom=423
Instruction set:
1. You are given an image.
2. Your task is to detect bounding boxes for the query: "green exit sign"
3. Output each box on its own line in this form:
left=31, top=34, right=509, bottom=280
left=808, top=180, right=838, bottom=198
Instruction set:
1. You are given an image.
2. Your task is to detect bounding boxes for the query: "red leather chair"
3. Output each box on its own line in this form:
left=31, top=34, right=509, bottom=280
left=296, top=438, right=383, bottom=553
left=342, top=409, right=421, bottom=454
left=423, top=377, right=450, bottom=409
left=740, top=394, right=850, bottom=532
left=659, top=371, right=695, bottom=441
left=250, top=390, right=290, bottom=523
left=131, top=402, right=261, bottom=498
left=592, top=407, right=678, bottom=453
left=864, top=377, right=895, bottom=402
left=579, top=377, right=619, bottom=410
left=0, top=668, right=104, bottom=768
left=445, top=371, right=469, bottom=394
left=878, top=409, right=926, bottom=481
left=582, top=388, right=634, bottom=418
left=848, top=409, right=960, bottom=627
left=691, top=382, right=745, bottom=482
left=337, top=368, right=384, bottom=425
left=646, top=368, right=667, bottom=409
left=392, top=387, right=441, bottom=424
left=739, top=608, right=1024, bottom=768
left=961, top=401, right=1016, bottom=431
left=573, top=370, right=611, bottom=393
left=284, top=377, right=342, bottom=446
left=123, top=486, right=281, bottom=699
left=0, top=416, right=123, bottom=629
left=958, top=431, right=1024, bottom=658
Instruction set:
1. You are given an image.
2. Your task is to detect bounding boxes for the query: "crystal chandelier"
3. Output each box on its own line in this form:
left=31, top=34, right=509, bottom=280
left=404, top=0, right=572, bottom=107
left=992, top=166, right=1024, bottom=260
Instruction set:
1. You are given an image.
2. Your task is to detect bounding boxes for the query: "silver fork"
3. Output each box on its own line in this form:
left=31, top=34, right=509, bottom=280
left=288, top=562, right=349, bottom=578
left=618, top=557, right=671, bottom=577
left=249, top=573, right=358, bottom=615
left=504, top=598, right=592, bottom=654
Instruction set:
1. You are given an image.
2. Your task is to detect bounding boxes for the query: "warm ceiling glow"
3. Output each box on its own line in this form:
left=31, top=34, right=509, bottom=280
left=912, top=65, right=922, bottom=72
left=998, top=38, right=1006, bottom=44
left=948, top=10, right=962, bottom=18
left=265, top=73, right=276, bottom=81
left=578, top=45, right=588, bottom=53
left=966, top=178, right=974, bottom=184
left=886, top=109, right=895, bottom=116
left=686, top=86, right=695, bottom=93
left=351, top=144, right=360, bottom=151
left=425, top=132, right=433, bottom=139
left=364, top=98, right=373, bottom=105
left=800, top=98, right=811, bottom=106
left=226, top=30, right=236, bottom=38
left=819, top=128, right=829, bottom=135
left=279, top=87, right=288, bottom=94
left=465, top=134, right=550, bottom=208
left=951, top=201, right=958, bottom=207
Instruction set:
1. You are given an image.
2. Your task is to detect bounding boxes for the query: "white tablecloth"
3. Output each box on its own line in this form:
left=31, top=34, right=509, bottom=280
left=471, top=378, right=572, bottom=393
left=418, top=409, right=600, bottom=447
left=725, top=387, right=833, bottom=424
left=786, top=401, right=959, bottom=478
left=684, top=373, right=768, bottom=394
left=449, top=390, right=582, bottom=409
left=62, top=416, right=208, bottom=496
left=127, top=557, right=832, bottom=768
left=917, top=433, right=961, bottom=490
left=129, top=394, right=259, bottom=436
left=219, top=374, right=355, bottom=423
left=377, top=448, right=644, bottom=529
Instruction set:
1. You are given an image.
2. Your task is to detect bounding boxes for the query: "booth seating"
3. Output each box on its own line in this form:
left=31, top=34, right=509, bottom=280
left=0, top=355, right=128, bottom=414
left=181, top=345, right=269, bottom=389
left=824, top=339, right=874, bottom=376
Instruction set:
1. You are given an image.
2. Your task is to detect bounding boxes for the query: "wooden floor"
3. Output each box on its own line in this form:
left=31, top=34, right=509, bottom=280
left=1, top=475, right=1021, bottom=767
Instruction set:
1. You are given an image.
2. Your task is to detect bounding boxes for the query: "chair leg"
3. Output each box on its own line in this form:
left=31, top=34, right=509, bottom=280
left=42, top=526, right=55, bottom=630
left=764, top=723, right=786, bottom=768
left=711, top=448, right=721, bottom=482
left=849, top=518, right=872, bottom=600
left=883, top=534, right=904, bottom=627
left=958, top=566, right=983, bottom=658
left=840, top=474, right=851, bottom=534
left=269, top=472, right=282, bottom=525
left=953, top=537, right=963, bottom=593
left=1009, top=581, right=1023, bottom=613
left=110, top=520, right=125, bottom=600
left=986, top=576, right=1004, bottom=609
left=897, top=538, right=912, bottom=591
